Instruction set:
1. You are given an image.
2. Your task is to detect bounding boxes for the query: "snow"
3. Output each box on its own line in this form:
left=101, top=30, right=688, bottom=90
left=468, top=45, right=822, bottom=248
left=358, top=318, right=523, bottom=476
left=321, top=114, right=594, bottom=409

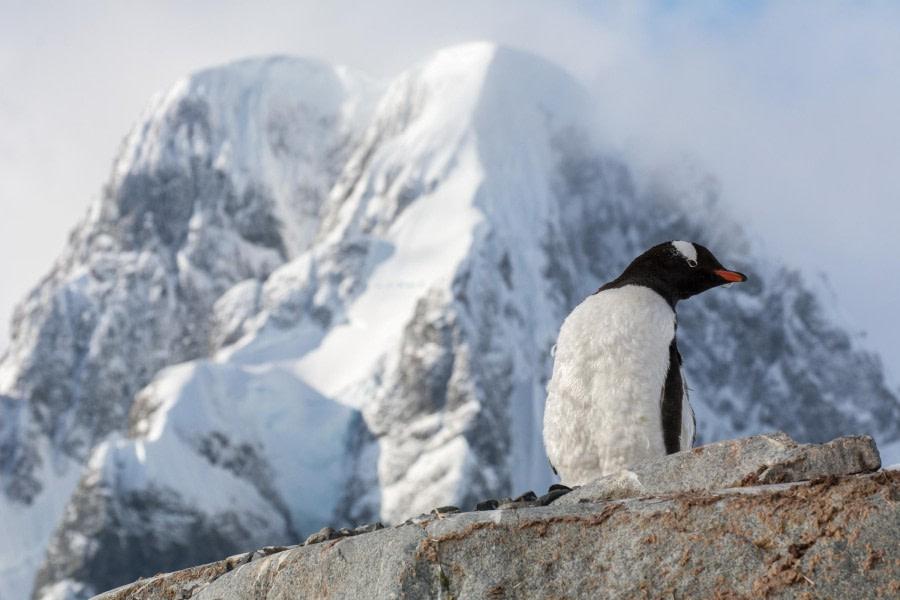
left=130, top=359, right=356, bottom=534
left=210, top=278, right=262, bottom=349
left=111, top=56, right=381, bottom=259
left=221, top=44, right=494, bottom=407
left=0, top=440, right=82, bottom=600
left=294, top=144, right=484, bottom=405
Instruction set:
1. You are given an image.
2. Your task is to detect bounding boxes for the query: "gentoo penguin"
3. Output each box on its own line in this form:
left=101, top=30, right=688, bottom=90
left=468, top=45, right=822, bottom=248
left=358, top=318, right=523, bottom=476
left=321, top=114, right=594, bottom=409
left=543, top=240, right=747, bottom=486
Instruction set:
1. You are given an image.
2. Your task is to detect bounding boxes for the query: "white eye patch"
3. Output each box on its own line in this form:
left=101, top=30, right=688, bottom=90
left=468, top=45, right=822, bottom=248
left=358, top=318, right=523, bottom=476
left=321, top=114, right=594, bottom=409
left=671, top=240, right=698, bottom=266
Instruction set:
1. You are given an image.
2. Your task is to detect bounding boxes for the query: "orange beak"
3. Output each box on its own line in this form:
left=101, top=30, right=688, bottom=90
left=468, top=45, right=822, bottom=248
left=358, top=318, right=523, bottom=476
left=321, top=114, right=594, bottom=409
left=714, top=269, right=747, bottom=283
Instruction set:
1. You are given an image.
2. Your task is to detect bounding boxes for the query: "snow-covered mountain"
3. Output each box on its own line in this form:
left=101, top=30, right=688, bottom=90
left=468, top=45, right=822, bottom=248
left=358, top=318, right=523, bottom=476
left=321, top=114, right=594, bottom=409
left=1, top=43, right=897, bottom=599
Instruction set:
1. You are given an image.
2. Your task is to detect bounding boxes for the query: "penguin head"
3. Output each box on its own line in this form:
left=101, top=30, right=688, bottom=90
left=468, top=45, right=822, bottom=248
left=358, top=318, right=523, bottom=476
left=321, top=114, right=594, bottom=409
left=613, top=241, right=747, bottom=306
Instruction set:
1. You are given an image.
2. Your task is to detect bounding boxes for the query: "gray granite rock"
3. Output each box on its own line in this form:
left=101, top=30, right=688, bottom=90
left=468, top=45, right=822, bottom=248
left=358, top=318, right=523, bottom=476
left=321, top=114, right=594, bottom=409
left=91, top=434, right=897, bottom=600
left=90, top=552, right=251, bottom=600
left=93, top=470, right=899, bottom=600
left=555, top=431, right=881, bottom=505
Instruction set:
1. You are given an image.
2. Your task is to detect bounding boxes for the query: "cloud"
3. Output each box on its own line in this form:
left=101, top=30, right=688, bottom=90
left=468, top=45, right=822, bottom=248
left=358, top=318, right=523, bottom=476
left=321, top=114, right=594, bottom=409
left=575, top=1, right=900, bottom=376
left=2, top=1, right=899, bottom=378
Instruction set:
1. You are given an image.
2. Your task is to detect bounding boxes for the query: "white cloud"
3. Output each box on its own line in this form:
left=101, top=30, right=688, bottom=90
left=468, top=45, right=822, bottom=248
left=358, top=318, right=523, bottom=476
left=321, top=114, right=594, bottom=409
left=1, top=1, right=898, bottom=381
left=578, top=1, right=900, bottom=378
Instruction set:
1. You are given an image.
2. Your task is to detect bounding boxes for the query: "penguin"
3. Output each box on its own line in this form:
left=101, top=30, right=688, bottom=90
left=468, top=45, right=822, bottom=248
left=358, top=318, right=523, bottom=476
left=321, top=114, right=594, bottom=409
left=543, top=240, right=747, bottom=486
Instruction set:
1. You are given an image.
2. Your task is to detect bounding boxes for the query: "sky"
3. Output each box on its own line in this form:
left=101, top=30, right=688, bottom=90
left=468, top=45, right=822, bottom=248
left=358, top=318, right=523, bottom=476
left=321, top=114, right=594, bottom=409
left=1, top=0, right=898, bottom=381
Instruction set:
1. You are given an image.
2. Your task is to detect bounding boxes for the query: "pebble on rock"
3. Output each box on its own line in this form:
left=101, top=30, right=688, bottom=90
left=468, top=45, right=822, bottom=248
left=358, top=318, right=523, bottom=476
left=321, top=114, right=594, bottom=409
left=403, top=513, right=437, bottom=526
left=474, top=499, right=499, bottom=511
left=431, top=506, right=461, bottom=516
left=538, top=488, right=571, bottom=505
left=353, top=522, right=384, bottom=535
left=303, top=527, right=337, bottom=546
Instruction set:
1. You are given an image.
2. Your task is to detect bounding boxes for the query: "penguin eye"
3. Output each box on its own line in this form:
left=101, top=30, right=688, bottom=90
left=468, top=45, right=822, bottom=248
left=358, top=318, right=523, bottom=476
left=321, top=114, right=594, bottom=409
left=687, top=259, right=698, bottom=268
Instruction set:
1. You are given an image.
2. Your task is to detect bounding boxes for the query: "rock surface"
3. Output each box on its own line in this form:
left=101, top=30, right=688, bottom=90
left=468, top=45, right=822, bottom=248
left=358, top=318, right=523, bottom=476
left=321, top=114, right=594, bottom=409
left=557, top=431, right=881, bottom=505
left=91, top=433, right=898, bottom=599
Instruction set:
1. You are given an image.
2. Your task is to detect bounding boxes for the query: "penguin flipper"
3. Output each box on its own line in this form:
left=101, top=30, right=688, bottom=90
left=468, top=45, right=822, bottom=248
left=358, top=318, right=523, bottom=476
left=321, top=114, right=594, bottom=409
left=660, top=337, right=685, bottom=454
left=682, top=377, right=696, bottom=449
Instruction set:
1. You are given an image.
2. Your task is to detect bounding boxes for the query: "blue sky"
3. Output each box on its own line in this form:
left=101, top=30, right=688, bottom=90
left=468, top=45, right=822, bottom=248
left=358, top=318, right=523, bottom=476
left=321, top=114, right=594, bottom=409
left=2, top=0, right=899, bottom=381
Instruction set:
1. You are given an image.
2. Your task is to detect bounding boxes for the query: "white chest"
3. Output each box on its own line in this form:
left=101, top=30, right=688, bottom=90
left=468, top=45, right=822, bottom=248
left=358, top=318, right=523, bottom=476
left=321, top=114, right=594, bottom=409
left=544, top=285, right=677, bottom=484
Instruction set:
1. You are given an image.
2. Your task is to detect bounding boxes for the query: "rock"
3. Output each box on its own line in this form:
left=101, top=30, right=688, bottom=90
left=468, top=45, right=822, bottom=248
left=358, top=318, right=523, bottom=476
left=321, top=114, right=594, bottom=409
left=474, top=499, right=499, bottom=511
left=496, top=499, right=542, bottom=510
left=474, top=488, right=569, bottom=511
left=431, top=506, right=461, bottom=516
left=555, top=432, right=881, bottom=505
left=249, top=546, right=293, bottom=562
left=91, top=470, right=900, bottom=600
left=302, top=527, right=336, bottom=546
left=402, top=513, right=438, bottom=527
left=353, top=522, right=384, bottom=535
left=90, top=551, right=251, bottom=600
left=90, top=434, right=896, bottom=599
left=537, top=488, right=570, bottom=506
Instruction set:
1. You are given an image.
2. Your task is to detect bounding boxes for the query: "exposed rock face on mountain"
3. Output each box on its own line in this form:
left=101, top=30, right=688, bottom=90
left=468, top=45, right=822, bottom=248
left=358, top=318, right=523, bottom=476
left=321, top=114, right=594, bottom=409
left=1, top=43, right=898, bottom=599
left=90, top=433, right=898, bottom=600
